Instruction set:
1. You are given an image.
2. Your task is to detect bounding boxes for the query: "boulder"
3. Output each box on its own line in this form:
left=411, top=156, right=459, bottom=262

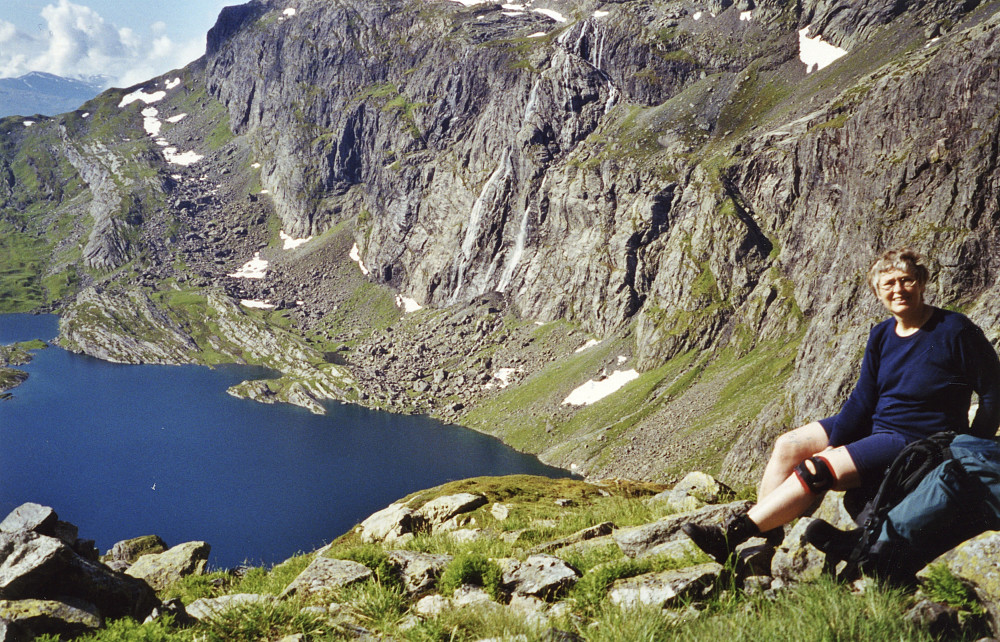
left=923, top=531, right=1000, bottom=634
left=501, top=555, right=580, bottom=600
left=279, top=557, right=372, bottom=598
left=607, top=562, right=724, bottom=608
left=0, top=599, right=101, bottom=640
left=187, top=594, right=275, bottom=620
left=417, top=493, right=488, bottom=528
left=614, top=500, right=753, bottom=558
left=359, top=504, right=424, bottom=543
left=0, top=505, right=57, bottom=537
left=491, top=503, right=511, bottom=521
left=413, top=594, right=449, bottom=617
left=646, top=472, right=730, bottom=512
left=528, top=522, right=615, bottom=556
left=387, top=550, right=452, bottom=595
left=125, top=541, right=210, bottom=591
left=0, top=531, right=158, bottom=620
left=451, top=584, right=496, bottom=608
left=107, top=535, right=168, bottom=566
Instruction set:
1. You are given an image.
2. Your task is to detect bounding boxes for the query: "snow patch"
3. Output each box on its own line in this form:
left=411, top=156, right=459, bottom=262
left=142, top=107, right=162, bottom=136
left=283, top=7, right=296, bottom=16
left=251, top=162, right=261, bottom=169
left=594, top=10, right=609, bottom=18
left=527, top=32, right=547, bottom=38
left=280, top=230, right=313, bottom=250
left=23, top=121, right=34, bottom=127
left=229, top=252, right=268, bottom=279
left=119, top=89, right=166, bottom=107
left=740, top=10, right=752, bottom=21
left=241, top=299, right=275, bottom=309
left=395, top=295, right=422, bottom=313
left=166, top=113, right=187, bottom=123
left=533, top=8, right=566, bottom=22
left=490, top=368, right=520, bottom=389
left=692, top=11, right=702, bottom=20
left=163, top=148, right=204, bottom=166
left=349, top=243, right=370, bottom=275
left=165, top=78, right=181, bottom=90
left=574, top=339, right=601, bottom=353
left=562, top=369, right=640, bottom=406
left=82, top=113, right=90, bottom=118
left=798, top=26, right=848, bottom=73
left=617, top=355, right=628, bottom=364
left=447, top=0, right=490, bottom=5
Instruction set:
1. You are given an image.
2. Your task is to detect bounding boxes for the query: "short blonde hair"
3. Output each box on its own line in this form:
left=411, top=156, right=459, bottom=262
left=868, top=248, right=930, bottom=294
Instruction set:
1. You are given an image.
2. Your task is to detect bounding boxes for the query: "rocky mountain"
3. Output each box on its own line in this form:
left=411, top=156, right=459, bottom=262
left=0, top=72, right=107, bottom=118
left=1, top=0, right=999, bottom=486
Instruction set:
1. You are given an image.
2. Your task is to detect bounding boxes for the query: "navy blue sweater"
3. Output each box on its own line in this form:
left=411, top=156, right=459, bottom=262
left=827, top=308, right=1000, bottom=447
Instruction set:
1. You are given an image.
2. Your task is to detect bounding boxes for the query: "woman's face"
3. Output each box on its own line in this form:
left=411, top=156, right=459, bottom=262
left=875, top=268, right=925, bottom=317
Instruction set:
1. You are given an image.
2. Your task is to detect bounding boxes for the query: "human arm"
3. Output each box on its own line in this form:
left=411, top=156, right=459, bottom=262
left=826, top=329, right=880, bottom=447
left=961, top=325, right=1000, bottom=438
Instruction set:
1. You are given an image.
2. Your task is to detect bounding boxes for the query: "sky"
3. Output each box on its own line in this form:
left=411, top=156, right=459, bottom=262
left=0, top=0, right=233, bottom=88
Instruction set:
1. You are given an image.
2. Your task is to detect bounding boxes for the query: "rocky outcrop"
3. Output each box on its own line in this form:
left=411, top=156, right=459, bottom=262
left=0, top=504, right=159, bottom=640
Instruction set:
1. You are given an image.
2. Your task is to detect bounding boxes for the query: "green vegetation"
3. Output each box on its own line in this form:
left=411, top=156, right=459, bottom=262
left=61, top=476, right=969, bottom=641
left=437, top=553, right=504, bottom=600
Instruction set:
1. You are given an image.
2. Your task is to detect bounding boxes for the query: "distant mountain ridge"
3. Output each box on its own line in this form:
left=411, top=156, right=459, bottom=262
left=0, top=72, right=107, bottom=118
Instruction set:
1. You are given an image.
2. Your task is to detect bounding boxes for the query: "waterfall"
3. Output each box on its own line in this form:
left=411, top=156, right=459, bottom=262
left=497, top=206, right=530, bottom=293
left=451, top=155, right=511, bottom=302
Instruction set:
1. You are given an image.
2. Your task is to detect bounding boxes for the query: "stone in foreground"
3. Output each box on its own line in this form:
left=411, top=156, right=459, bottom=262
left=0, top=598, right=101, bottom=640
left=280, top=557, right=372, bottom=598
left=124, top=541, right=210, bottom=591
left=502, top=554, right=580, bottom=600
left=607, top=562, right=723, bottom=608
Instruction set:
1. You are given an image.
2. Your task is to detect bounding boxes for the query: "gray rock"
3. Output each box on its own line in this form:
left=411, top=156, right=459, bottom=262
left=0, top=504, right=58, bottom=536
left=186, top=594, right=275, bottom=620
left=529, top=522, right=615, bottom=555
left=614, top=500, right=752, bottom=558
left=413, top=594, right=449, bottom=617
left=279, top=557, right=372, bottom=598
left=607, top=562, right=724, bottom=608
left=0, top=531, right=158, bottom=620
left=125, top=541, right=211, bottom=591
left=107, top=535, right=168, bottom=565
left=501, top=554, right=580, bottom=600
left=491, top=503, right=511, bottom=521
left=922, top=531, right=1000, bottom=635
left=451, top=584, right=495, bottom=608
left=417, top=493, right=488, bottom=527
left=0, top=599, right=101, bottom=639
left=387, top=550, right=452, bottom=595
left=646, top=472, right=731, bottom=512
left=359, top=504, right=425, bottom=544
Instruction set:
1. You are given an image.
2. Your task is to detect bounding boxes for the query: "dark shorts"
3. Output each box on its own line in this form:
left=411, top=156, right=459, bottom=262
left=819, top=416, right=911, bottom=486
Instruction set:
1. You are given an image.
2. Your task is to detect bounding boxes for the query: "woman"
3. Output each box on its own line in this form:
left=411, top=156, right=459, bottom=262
left=683, top=248, right=1000, bottom=562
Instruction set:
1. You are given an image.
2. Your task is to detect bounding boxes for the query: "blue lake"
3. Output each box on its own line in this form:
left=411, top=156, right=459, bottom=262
left=0, top=313, right=570, bottom=569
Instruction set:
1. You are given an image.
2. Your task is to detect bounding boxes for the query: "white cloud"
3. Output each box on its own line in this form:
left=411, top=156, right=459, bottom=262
left=0, top=1, right=206, bottom=87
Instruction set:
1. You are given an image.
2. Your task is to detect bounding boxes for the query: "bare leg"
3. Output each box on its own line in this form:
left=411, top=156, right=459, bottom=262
left=748, top=446, right=861, bottom=532
left=758, top=422, right=830, bottom=500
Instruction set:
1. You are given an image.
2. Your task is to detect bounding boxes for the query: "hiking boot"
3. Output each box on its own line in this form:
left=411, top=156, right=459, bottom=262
left=803, top=519, right=863, bottom=562
left=762, top=526, right=785, bottom=547
left=681, top=522, right=732, bottom=562
left=682, top=512, right=760, bottom=563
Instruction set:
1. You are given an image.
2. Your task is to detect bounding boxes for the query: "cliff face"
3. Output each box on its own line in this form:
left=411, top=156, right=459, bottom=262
left=2, top=0, right=1000, bottom=483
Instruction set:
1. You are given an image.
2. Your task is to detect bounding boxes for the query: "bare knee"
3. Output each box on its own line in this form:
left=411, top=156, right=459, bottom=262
left=770, top=423, right=828, bottom=466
